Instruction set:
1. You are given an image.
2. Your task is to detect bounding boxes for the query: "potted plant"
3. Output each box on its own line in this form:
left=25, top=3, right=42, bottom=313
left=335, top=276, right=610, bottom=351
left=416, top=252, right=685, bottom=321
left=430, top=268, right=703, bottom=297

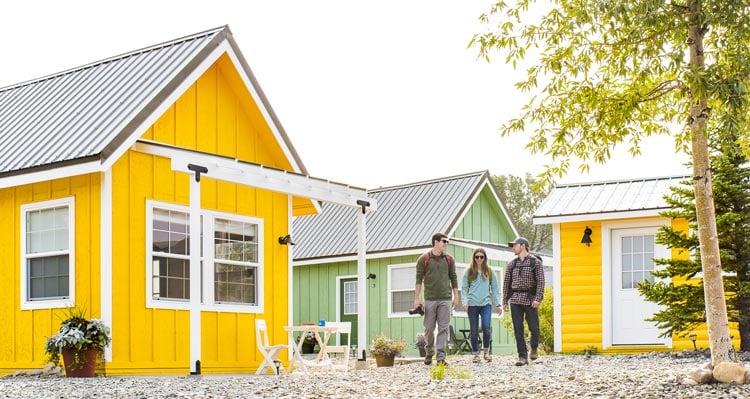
left=415, top=332, right=427, bottom=357
left=370, top=333, right=407, bottom=367
left=44, top=308, right=112, bottom=377
left=296, top=331, right=317, bottom=354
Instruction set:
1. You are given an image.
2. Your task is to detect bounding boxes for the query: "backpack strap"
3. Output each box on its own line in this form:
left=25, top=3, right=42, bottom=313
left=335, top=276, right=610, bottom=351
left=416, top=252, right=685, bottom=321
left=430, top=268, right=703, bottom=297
left=422, top=252, right=452, bottom=282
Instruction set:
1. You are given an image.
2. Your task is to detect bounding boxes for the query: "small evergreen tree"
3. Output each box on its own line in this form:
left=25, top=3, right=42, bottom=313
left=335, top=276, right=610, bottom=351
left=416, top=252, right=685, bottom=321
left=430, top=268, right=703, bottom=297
left=639, top=131, right=750, bottom=351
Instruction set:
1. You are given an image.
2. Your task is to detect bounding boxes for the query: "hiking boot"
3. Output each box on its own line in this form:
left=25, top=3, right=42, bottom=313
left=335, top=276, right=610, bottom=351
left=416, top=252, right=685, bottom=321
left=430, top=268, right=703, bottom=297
left=472, top=354, right=481, bottom=363
left=514, top=357, right=528, bottom=366
left=424, top=355, right=433, bottom=365
left=529, top=348, right=538, bottom=361
left=483, top=349, right=492, bottom=362
left=437, top=359, right=448, bottom=367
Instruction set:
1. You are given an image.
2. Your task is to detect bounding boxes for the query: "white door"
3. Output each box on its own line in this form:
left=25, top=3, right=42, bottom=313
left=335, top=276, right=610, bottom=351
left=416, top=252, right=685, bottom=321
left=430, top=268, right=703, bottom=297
left=611, top=227, right=667, bottom=345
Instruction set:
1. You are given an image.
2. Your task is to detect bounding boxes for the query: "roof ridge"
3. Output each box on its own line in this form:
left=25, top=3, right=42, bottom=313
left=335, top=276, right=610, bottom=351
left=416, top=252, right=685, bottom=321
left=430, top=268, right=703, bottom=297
left=369, top=170, right=487, bottom=193
left=0, top=26, right=227, bottom=93
left=555, top=174, right=689, bottom=188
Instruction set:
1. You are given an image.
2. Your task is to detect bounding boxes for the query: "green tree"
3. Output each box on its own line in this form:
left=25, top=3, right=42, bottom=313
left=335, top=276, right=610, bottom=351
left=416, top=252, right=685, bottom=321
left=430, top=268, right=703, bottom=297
left=471, top=0, right=750, bottom=365
left=639, top=131, right=750, bottom=351
left=492, top=173, right=552, bottom=253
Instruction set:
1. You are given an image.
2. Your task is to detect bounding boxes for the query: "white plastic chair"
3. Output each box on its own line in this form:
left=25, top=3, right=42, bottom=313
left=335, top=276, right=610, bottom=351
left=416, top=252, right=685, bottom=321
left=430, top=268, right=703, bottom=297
left=324, top=321, right=352, bottom=371
left=255, top=319, right=286, bottom=375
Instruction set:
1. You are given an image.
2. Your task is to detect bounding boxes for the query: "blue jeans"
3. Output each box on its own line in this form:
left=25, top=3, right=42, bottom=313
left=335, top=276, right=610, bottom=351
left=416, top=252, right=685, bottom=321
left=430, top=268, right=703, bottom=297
left=510, top=303, right=539, bottom=359
left=467, top=304, right=492, bottom=353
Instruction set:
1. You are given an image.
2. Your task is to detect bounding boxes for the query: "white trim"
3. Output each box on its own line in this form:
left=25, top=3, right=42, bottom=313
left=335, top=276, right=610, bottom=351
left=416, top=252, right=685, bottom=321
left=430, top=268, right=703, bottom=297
left=334, top=274, right=357, bottom=347
left=146, top=201, right=191, bottom=311
left=101, top=42, right=232, bottom=172
left=133, top=140, right=376, bottom=211
left=287, top=196, right=295, bottom=359
left=100, top=168, right=113, bottom=361
left=386, top=263, right=419, bottom=318
left=294, top=248, right=427, bottom=266
left=601, top=217, right=671, bottom=349
left=0, top=161, right=101, bottom=190
left=552, top=224, right=562, bottom=353
left=534, top=209, right=664, bottom=225
left=20, top=197, right=76, bottom=310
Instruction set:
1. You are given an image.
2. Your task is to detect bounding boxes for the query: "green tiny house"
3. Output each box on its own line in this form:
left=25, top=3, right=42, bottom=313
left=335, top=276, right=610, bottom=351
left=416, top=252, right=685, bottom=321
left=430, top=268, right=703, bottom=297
left=292, top=171, right=528, bottom=356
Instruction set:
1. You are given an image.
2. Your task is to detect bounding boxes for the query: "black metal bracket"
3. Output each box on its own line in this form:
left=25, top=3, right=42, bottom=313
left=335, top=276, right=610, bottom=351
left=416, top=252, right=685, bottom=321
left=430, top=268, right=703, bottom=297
left=187, top=164, right=208, bottom=182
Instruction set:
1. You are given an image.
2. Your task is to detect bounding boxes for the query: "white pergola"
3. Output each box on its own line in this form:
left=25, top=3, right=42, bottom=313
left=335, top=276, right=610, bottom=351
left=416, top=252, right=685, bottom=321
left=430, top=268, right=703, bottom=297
left=134, top=140, right=377, bottom=373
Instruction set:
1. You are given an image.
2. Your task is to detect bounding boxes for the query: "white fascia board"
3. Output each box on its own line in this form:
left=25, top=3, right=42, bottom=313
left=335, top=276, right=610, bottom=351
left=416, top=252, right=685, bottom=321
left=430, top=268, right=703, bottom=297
left=133, top=141, right=376, bottom=210
left=0, top=161, right=102, bottom=189
left=533, top=209, right=665, bottom=225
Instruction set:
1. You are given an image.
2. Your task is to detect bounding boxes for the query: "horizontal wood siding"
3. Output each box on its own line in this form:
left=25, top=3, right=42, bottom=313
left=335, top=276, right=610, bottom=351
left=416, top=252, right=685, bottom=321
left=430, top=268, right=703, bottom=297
left=0, top=175, right=101, bottom=374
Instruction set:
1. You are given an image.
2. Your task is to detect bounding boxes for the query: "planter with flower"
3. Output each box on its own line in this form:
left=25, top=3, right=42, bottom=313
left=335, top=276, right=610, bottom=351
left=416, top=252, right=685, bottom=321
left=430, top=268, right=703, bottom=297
left=296, top=331, right=318, bottom=354
left=415, top=332, right=427, bottom=357
left=370, top=333, right=407, bottom=367
left=44, top=308, right=112, bottom=377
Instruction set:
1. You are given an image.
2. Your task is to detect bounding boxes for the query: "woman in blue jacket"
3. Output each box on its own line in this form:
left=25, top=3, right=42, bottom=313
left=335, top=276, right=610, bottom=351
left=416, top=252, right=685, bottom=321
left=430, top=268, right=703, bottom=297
left=461, top=247, right=502, bottom=362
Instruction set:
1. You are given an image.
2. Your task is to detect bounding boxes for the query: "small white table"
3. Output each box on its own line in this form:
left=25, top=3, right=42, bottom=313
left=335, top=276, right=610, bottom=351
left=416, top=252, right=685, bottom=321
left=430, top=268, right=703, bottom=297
left=283, top=325, right=339, bottom=374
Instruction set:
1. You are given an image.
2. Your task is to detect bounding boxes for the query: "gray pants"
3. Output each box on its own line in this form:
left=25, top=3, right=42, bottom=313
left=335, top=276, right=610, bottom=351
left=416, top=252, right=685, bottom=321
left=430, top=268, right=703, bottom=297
left=423, top=300, right=451, bottom=361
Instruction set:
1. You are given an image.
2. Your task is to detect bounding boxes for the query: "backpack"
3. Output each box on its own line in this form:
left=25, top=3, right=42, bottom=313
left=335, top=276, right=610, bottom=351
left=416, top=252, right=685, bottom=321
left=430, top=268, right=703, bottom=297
left=420, top=252, right=453, bottom=282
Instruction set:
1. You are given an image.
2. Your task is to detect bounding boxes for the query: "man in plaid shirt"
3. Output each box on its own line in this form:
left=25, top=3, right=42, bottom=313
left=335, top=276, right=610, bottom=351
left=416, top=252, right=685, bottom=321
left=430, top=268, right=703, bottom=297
left=502, top=237, right=545, bottom=366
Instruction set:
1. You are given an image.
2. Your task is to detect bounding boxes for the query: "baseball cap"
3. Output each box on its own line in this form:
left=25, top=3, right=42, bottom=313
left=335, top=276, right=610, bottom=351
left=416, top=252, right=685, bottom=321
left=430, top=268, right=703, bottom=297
left=508, top=237, right=530, bottom=248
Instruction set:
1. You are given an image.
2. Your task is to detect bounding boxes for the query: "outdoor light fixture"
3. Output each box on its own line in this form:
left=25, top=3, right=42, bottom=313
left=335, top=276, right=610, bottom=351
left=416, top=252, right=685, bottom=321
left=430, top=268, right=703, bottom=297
left=278, top=234, right=296, bottom=245
left=367, top=273, right=376, bottom=280
left=689, top=333, right=697, bottom=350
left=581, top=226, right=593, bottom=246
left=273, top=359, right=282, bottom=375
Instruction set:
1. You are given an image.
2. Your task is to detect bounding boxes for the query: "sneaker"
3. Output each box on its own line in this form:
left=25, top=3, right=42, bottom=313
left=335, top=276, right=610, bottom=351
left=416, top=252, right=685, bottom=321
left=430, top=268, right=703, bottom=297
left=529, top=349, right=538, bottom=361
left=472, top=354, right=480, bottom=363
left=437, top=359, right=448, bottom=367
left=483, top=350, right=492, bottom=362
left=424, top=355, right=433, bottom=365
left=514, top=358, right=528, bottom=366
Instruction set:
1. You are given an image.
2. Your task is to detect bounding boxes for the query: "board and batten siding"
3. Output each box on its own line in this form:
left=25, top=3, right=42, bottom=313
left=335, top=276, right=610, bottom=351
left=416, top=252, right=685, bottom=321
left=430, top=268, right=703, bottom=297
left=106, top=59, right=292, bottom=375
left=0, top=175, right=101, bottom=374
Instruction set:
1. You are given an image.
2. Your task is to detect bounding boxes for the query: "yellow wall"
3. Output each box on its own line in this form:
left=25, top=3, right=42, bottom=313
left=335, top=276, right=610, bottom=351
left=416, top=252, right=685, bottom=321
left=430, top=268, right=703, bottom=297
left=0, top=175, right=101, bottom=373
left=558, top=217, right=741, bottom=353
left=106, top=56, right=292, bottom=374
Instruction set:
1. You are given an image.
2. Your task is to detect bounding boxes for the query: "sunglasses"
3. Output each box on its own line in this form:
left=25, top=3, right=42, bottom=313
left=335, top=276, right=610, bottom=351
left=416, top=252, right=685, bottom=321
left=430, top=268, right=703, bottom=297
left=440, top=239, right=449, bottom=244
left=474, top=255, right=485, bottom=260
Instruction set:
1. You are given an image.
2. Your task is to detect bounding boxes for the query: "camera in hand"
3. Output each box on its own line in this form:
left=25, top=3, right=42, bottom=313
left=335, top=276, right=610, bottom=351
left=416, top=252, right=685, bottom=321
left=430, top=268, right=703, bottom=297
left=408, top=304, right=425, bottom=316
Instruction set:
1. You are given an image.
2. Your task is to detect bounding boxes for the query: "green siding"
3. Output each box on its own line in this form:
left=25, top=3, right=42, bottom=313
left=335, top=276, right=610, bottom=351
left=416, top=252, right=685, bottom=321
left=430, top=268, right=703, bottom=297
left=452, top=186, right=515, bottom=245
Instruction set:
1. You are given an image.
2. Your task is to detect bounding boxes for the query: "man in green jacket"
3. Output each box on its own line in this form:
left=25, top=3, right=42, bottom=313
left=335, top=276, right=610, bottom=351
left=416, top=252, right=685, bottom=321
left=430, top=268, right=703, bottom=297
left=414, top=232, right=459, bottom=366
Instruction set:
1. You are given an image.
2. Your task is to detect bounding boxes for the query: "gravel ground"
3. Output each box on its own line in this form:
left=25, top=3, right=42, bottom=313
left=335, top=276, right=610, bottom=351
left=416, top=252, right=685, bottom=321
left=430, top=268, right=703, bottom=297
left=1, top=351, right=748, bottom=398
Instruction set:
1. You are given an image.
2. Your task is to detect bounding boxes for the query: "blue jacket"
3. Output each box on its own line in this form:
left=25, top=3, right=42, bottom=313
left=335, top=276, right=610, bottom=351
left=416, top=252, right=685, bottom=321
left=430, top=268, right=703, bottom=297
left=460, top=268, right=501, bottom=307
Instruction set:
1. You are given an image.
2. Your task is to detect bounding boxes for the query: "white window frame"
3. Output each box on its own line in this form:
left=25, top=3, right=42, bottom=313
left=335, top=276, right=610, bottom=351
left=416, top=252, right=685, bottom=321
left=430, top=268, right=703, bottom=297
left=20, top=197, right=75, bottom=310
left=388, top=263, right=418, bottom=318
left=146, top=201, right=264, bottom=313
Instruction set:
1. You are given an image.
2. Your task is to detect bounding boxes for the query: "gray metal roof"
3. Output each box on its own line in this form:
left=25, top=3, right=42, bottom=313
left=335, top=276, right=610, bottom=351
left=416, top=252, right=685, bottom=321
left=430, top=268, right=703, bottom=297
left=292, top=171, right=492, bottom=260
left=0, top=25, right=307, bottom=177
left=534, top=175, right=689, bottom=223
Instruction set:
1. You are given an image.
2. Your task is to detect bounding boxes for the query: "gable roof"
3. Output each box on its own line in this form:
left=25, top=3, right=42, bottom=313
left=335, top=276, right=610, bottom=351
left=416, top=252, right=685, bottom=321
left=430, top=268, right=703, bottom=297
left=533, top=175, right=689, bottom=224
left=0, top=25, right=307, bottom=182
left=293, top=171, right=514, bottom=260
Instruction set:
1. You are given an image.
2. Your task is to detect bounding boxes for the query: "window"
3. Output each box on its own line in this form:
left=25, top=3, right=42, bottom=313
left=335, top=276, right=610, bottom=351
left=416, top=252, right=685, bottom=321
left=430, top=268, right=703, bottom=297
left=389, top=265, right=415, bottom=315
left=146, top=201, right=264, bottom=312
left=621, top=234, right=656, bottom=289
left=21, top=197, right=75, bottom=309
left=343, top=280, right=357, bottom=315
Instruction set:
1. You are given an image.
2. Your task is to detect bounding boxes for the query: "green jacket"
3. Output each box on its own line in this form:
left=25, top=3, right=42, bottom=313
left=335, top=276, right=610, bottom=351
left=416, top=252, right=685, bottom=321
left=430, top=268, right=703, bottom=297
left=415, top=252, right=458, bottom=300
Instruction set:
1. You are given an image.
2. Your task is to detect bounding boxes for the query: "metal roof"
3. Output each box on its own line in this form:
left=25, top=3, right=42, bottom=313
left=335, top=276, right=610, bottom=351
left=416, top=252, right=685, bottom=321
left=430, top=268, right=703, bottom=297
left=533, top=175, right=690, bottom=223
left=0, top=25, right=308, bottom=178
left=292, top=171, right=494, bottom=260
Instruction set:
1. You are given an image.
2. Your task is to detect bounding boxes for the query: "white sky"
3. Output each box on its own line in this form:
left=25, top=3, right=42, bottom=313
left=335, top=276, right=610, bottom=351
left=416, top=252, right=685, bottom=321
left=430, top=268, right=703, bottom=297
left=1, top=1, right=690, bottom=188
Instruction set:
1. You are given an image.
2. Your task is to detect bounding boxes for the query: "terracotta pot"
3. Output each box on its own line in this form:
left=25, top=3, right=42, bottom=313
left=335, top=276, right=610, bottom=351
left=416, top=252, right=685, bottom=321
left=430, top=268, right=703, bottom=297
left=374, top=354, right=395, bottom=367
left=61, top=347, right=98, bottom=377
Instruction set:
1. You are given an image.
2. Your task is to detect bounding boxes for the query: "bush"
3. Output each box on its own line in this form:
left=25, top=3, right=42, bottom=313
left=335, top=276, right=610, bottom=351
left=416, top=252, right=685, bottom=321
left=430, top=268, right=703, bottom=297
left=502, top=286, right=554, bottom=353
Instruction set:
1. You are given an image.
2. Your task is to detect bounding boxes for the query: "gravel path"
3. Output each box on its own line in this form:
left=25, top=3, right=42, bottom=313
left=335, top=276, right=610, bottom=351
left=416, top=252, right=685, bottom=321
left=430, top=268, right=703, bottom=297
left=1, top=352, right=747, bottom=398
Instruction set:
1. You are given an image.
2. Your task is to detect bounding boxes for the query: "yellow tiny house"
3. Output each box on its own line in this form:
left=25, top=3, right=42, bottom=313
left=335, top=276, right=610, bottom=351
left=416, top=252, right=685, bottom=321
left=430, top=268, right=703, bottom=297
left=534, top=176, right=733, bottom=354
left=0, top=26, right=374, bottom=375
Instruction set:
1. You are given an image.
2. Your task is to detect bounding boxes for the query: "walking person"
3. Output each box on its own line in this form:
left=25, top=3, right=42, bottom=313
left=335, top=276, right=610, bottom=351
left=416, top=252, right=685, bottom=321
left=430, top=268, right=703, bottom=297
left=503, top=237, right=545, bottom=366
left=414, top=233, right=459, bottom=366
left=461, top=247, right=502, bottom=363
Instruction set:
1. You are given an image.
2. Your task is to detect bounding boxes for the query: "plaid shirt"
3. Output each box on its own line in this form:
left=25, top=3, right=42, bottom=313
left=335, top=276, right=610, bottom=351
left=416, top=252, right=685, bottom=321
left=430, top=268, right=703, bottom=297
left=502, top=255, right=545, bottom=306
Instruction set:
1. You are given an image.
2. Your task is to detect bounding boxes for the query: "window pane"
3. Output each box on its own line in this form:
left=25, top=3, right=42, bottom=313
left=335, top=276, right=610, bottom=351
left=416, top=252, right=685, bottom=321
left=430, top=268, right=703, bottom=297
left=622, top=236, right=632, bottom=253
left=391, top=267, right=413, bottom=290
left=621, top=271, right=633, bottom=290
left=152, top=208, right=189, bottom=256
left=214, top=263, right=256, bottom=304
left=392, top=290, right=414, bottom=313
left=214, top=218, right=257, bottom=263
left=28, top=255, right=69, bottom=299
left=27, top=206, right=69, bottom=254
left=153, top=256, right=190, bottom=300
left=621, top=254, right=632, bottom=271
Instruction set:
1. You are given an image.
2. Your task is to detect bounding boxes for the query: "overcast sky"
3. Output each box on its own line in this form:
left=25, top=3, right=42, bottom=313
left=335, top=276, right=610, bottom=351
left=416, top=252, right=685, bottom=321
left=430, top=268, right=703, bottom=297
left=0, top=1, right=690, bottom=188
